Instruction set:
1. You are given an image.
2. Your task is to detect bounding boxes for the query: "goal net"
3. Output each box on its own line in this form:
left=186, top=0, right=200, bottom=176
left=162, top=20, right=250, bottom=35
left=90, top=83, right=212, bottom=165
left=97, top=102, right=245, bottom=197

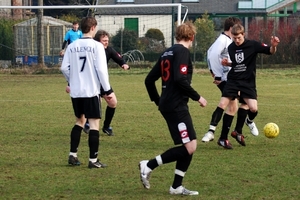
left=0, top=4, right=187, bottom=66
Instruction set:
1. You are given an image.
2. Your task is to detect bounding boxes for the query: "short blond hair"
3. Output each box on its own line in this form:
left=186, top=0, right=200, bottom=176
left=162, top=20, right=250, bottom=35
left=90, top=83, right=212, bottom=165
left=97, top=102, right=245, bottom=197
left=231, top=24, right=245, bottom=36
left=175, top=22, right=196, bottom=42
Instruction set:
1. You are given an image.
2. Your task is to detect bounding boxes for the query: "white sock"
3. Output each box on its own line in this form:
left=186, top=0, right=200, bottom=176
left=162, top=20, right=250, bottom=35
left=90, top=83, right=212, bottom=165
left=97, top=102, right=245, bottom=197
left=69, top=152, right=77, bottom=157
left=89, top=158, right=97, bottom=163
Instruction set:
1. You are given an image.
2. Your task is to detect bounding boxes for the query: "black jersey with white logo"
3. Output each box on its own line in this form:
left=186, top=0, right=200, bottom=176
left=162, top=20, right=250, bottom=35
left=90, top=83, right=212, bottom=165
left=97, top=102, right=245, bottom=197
left=145, top=44, right=200, bottom=112
left=227, top=39, right=271, bottom=80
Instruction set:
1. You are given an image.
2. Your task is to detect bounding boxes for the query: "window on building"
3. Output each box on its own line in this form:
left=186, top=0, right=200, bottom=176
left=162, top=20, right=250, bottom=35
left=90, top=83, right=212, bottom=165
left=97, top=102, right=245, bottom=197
left=181, top=0, right=199, bottom=2
left=116, top=0, right=134, bottom=2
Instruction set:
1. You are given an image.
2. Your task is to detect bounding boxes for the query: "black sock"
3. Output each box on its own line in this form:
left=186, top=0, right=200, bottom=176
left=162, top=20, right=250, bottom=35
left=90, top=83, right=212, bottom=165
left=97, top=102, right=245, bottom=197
left=220, top=114, right=234, bottom=140
left=70, top=125, right=82, bottom=153
left=235, top=108, right=248, bottom=133
left=103, top=106, right=115, bottom=128
left=248, top=110, right=258, bottom=121
left=210, top=107, right=224, bottom=126
left=172, top=154, right=193, bottom=189
left=147, top=145, right=189, bottom=170
left=88, top=130, right=100, bottom=159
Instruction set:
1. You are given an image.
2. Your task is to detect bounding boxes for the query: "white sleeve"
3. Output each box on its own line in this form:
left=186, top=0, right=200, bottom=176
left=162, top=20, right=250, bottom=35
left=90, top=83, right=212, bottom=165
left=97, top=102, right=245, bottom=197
left=207, top=38, right=226, bottom=79
left=60, top=47, right=71, bottom=83
left=95, top=43, right=110, bottom=93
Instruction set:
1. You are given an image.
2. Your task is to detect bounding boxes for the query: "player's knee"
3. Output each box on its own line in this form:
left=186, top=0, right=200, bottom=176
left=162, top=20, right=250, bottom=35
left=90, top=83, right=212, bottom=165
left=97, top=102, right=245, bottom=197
left=185, top=140, right=197, bottom=154
left=76, top=116, right=86, bottom=127
left=108, top=98, right=117, bottom=108
left=249, top=107, right=257, bottom=113
left=218, top=102, right=228, bottom=110
left=227, top=104, right=238, bottom=115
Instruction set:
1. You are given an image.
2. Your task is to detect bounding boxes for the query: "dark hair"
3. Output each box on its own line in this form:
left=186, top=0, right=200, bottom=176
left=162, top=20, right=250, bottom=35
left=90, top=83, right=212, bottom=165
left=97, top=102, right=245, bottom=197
left=72, top=21, right=79, bottom=25
left=224, top=17, right=242, bottom=31
left=80, top=17, right=97, bottom=34
left=94, top=30, right=109, bottom=42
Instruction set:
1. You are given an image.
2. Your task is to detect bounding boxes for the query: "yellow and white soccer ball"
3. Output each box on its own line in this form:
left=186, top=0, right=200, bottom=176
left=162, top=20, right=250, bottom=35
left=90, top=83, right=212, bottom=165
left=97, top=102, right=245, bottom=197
left=263, top=122, right=279, bottom=138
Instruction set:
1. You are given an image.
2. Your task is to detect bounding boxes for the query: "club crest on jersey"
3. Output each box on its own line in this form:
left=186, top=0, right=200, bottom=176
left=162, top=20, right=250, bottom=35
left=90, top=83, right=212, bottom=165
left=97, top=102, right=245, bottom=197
left=180, top=65, right=188, bottom=75
left=235, top=52, right=244, bottom=64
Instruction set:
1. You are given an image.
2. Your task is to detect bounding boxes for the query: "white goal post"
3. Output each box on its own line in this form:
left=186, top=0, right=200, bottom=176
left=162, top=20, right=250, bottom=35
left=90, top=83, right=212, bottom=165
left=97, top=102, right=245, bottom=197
left=0, top=4, right=188, bottom=65
left=0, top=4, right=187, bottom=25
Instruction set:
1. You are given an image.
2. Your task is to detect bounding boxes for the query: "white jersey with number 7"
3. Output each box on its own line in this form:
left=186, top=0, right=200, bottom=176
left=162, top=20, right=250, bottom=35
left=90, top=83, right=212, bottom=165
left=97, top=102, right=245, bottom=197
left=61, top=38, right=110, bottom=98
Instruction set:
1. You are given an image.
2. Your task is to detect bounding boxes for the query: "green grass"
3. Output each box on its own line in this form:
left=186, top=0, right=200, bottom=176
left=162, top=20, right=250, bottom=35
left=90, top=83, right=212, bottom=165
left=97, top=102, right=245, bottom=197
left=0, top=68, right=300, bottom=200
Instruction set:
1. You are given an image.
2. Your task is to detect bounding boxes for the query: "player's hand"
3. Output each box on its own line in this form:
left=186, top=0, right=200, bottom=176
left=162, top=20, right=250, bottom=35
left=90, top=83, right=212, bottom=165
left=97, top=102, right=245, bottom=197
left=122, top=64, right=130, bottom=70
left=66, top=86, right=70, bottom=93
left=221, top=58, right=231, bottom=66
left=271, top=36, right=280, bottom=47
left=198, top=96, right=207, bottom=107
left=60, top=50, right=65, bottom=57
left=213, top=80, right=221, bottom=85
left=104, top=93, right=113, bottom=101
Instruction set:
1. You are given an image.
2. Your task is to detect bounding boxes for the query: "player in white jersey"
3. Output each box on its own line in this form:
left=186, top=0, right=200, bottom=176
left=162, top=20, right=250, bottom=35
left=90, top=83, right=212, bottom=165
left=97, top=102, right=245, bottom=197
left=202, top=17, right=258, bottom=149
left=61, top=16, right=113, bottom=168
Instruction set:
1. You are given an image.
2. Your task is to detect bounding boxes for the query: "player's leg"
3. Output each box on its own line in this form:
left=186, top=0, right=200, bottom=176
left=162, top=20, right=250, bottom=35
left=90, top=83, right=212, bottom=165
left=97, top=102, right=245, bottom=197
left=216, top=83, right=239, bottom=149
left=102, top=91, right=117, bottom=136
left=218, top=99, right=238, bottom=146
left=83, top=118, right=90, bottom=134
left=139, top=111, right=198, bottom=195
left=85, top=96, right=107, bottom=169
left=244, top=99, right=259, bottom=136
left=244, top=98, right=258, bottom=121
left=202, top=96, right=231, bottom=142
left=202, top=81, right=226, bottom=142
left=236, top=97, right=259, bottom=136
left=230, top=103, right=248, bottom=146
left=68, top=98, right=86, bottom=166
left=231, top=85, right=259, bottom=145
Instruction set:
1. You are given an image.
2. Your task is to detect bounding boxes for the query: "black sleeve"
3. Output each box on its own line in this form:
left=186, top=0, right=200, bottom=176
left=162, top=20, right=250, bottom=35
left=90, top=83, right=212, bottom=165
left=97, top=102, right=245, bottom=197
left=145, top=61, right=161, bottom=105
left=173, top=49, right=200, bottom=101
left=108, top=47, right=126, bottom=67
left=62, top=40, right=68, bottom=50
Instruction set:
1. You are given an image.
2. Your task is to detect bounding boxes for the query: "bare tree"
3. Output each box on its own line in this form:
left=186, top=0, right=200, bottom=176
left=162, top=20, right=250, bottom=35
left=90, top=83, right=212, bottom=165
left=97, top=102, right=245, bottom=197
left=37, top=0, right=44, bottom=65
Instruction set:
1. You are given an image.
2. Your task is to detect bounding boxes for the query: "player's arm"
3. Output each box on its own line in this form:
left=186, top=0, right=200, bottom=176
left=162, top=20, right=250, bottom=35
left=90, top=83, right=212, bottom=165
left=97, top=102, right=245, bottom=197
left=208, top=40, right=227, bottom=81
left=60, top=32, right=70, bottom=56
left=109, top=47, right=129, bottom=69
left=60, top=48, right=71, bottom=82
left=173, top=50, right=201, bottom=102
left=145, top=61, right=161, bottom=106
left=255, top=39, right=279, bottom=55
left=95, top=43, right=111, bottom=95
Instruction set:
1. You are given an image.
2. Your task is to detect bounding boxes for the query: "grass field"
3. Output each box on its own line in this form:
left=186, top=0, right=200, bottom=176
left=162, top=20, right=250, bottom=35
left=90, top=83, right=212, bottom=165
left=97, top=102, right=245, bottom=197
left=0, top=68, right=300, bottom=200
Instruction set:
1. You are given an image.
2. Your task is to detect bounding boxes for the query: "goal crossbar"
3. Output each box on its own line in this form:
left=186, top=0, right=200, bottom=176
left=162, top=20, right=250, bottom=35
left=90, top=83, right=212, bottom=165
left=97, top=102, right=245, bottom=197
left=0, top=4, right=185, bottom=24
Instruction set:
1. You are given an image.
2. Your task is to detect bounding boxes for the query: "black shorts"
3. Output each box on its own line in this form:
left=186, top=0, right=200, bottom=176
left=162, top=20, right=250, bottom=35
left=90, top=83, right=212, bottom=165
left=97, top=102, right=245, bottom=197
left=218, top=81, right=247, bottom=104
left=71, top=96, right=101, bottom=119
left=161, top=110, right=196, bottom=145
left=222, top=79, right=257, bottom=100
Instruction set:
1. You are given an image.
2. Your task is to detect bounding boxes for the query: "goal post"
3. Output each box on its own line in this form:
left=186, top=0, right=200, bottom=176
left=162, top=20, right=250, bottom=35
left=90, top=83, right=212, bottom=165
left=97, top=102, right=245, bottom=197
left=0, top=4, right=188, bottom=65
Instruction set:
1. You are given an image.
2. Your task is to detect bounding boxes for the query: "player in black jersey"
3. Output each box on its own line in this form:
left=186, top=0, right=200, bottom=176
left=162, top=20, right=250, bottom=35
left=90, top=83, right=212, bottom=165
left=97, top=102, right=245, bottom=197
left=79, top=30, right=130, bottom=136
left=139, top=22, right=207, bottom=195
left=202, top=17, right=259, bottom=144
left=215, top=24, right=280, bottom=148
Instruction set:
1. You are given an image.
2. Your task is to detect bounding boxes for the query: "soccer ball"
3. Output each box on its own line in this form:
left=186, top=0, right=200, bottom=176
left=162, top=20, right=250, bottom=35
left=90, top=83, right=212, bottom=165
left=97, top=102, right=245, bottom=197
left=263, top=123, right=279, bottom=138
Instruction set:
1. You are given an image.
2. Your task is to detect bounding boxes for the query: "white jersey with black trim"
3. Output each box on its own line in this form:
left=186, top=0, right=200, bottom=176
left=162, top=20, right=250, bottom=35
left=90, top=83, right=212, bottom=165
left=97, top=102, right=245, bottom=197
left=61, top=37, right=110, bottom=98
left=207, top=33, right=232, bottom=81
